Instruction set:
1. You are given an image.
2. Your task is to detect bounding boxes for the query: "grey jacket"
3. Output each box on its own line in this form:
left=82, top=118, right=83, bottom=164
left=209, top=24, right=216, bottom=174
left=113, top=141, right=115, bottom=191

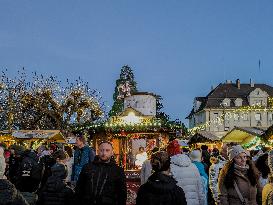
left=140, top=160, right=152, bottom=185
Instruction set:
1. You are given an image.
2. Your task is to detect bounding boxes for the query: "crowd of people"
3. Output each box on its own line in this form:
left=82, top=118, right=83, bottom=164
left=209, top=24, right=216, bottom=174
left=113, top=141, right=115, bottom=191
left=1, top=136, right=273, bottom=205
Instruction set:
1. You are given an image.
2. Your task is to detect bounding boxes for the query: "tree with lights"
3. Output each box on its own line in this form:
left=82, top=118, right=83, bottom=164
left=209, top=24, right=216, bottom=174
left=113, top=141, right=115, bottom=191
left=0, top=69, right=105, bottom=131
left=109, top=65, right=138, bottom=117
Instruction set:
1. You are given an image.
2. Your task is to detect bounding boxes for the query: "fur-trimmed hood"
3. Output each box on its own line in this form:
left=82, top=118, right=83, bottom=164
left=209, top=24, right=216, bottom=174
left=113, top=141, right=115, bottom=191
left=0, top=179, right=29, bottom=205
left=170, top=154, right=191, bottom=167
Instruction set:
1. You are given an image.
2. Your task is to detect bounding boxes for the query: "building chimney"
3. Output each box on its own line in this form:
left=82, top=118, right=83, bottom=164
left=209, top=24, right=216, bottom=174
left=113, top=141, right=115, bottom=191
left=226, top=80, right=232, bottom=84
left=236, top=79, right=240, bottom=89
left=250, top=78, right=255, bottom=87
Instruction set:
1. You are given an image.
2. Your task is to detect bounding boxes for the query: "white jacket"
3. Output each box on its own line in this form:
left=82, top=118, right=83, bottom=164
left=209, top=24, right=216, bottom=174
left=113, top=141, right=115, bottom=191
left=170, top=154, right=205, bottom=205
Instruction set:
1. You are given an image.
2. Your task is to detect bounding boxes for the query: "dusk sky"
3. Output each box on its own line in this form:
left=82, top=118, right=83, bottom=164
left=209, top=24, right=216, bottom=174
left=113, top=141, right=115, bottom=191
left=1, top=1, right=273, bottom=125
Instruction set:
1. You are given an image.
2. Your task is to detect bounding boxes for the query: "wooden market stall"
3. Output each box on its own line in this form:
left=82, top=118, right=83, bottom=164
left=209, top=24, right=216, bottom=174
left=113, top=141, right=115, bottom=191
left=188, top=131, right=221, bottom=149
left=0, top=130, right=66, bottom=149
left=221, top=127, right=265, bottom=145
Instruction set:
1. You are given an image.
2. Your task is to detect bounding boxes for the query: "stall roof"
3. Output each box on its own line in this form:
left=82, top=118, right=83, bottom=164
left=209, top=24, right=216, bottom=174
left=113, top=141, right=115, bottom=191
left=188, top=131, right=220, bottom=144
left=221, top=127, right=266, bottom=144
left=12, top=130, right=65, bottom=142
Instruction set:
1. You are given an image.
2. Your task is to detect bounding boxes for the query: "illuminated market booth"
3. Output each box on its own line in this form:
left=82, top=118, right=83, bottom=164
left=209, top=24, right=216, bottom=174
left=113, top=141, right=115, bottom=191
left=188, top=131, right=221, bottom=150
left=0, top=130, right=66, bottom=149
left=76, top=93, right=181, bottom=170
left=221, top=127, right=266, bottom=149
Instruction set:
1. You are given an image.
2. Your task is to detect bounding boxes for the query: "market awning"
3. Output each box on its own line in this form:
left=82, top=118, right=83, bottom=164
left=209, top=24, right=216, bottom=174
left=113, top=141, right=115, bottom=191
left=221, top=127, right=265, bottom=144
left=188, top=131, right=220, bottom=144
left=12, top=130, right=65, bottom=142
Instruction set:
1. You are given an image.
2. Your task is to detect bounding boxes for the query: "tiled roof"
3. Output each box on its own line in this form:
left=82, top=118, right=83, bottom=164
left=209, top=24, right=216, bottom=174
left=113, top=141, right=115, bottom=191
left=186, top=82, right=273, bottom=119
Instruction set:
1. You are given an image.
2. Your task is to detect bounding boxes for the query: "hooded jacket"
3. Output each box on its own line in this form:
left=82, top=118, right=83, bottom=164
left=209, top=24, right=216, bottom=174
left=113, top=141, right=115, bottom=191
left=136, top=172, right=187, bottom=205
left=0, top=179, right=29, bottom=205
left=38, top=163, right=74, bottom=205
left=170, top=154, right=205, bottom=205
left=75, top=156, right=127, bottom=205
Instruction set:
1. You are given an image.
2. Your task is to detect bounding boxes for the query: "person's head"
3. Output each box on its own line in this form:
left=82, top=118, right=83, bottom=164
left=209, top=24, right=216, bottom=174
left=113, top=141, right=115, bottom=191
left=190, top=149, right=202, bottom=162
left=98, top=141, right=114, bottom=162
left=228, top=145, right=247, bottom=167
left=139, top=147, right=145, bottom=153
left=201, top=145, right=208, bottom=151
left=255, top=153, right=269, bottom=178
left=76, top=135, right=87, bottom=148
left=211, top=148, right=220, bottom=157
left=167, top=140, right=181, bottom=157
left=50, top=144, right=58, bottom=153
left=51, top=163, right=68, bottom=180
left=151, top=151, right=170, bottom=173
left=52, top=150, right=68, bottom=164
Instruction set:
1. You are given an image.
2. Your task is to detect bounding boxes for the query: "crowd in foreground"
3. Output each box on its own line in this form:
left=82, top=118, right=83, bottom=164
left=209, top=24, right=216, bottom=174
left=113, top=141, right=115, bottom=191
left=1, top=137, right=273, bottom=205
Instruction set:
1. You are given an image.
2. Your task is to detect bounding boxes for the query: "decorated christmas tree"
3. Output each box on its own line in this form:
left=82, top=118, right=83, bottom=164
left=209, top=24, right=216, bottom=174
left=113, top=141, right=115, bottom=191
left=109, top=65, right=138, bottom=117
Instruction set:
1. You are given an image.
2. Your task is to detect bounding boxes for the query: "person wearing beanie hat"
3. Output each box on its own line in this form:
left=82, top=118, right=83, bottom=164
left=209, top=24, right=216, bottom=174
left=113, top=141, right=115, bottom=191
left=218, top=145, right=262, bottom=205
left=262, top=150, right=273, bottom=205
left=190, top=149, right=208, bottom=205
left=136, top=151, right=187, bottom=205
left=167, top=140, right=181, bottom=157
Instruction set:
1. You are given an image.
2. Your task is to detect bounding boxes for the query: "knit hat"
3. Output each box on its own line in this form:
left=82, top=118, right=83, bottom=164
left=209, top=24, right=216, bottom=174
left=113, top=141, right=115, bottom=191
left=190, top=150, right=202, bottom=162
left=228, top=145, right=246, bottom=161
left=268, top=150, right=273, bottom=173
left=167, top=140, right=181, bottom=157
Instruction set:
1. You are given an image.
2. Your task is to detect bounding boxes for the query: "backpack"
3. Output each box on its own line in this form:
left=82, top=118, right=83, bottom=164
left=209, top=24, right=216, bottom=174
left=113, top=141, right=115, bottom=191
left=21, top=156, right=44, bottom=180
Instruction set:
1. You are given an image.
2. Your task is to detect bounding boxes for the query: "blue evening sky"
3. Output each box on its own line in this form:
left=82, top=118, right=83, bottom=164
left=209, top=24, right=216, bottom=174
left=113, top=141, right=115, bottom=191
left=0, top=1, right=273, bottom=125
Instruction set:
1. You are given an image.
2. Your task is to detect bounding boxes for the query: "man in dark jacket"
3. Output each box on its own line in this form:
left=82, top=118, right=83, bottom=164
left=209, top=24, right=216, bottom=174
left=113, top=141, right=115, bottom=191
left=38, top=162, right=74, bottom=205
left=75, top=141, right=127, bottom=205
left=136, top=151, right=187, bottom=205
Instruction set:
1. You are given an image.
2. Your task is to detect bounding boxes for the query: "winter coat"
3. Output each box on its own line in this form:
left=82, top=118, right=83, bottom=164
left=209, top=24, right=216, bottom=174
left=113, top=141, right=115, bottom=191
left=75, top=156, right=127, bottom=205
left=218, top=164, right=262, bottom=205
left=38, top=163, right=74, bottom=205
left=193, top=161, right=209, bottom=181
left=0, top=147, right=6, bottom=178
left=170, top=154, right=205, bottom=205
left=136, top=172, right=187, bottom=205
left=72, top=145, right=95, bottom=182
left=209, top=159, right=225, bottom=202
left=262, top=182, right=273, bottom=205
left=140, top=159, right=152, bottom=185
left=16, top=150, right=43, bottom=193
left=0, top=179, right=29, bottom=205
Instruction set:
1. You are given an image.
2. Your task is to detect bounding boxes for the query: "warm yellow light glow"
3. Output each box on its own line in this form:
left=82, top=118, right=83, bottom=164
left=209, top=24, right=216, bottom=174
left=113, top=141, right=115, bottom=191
left=123, top=112, right=141, bottom=124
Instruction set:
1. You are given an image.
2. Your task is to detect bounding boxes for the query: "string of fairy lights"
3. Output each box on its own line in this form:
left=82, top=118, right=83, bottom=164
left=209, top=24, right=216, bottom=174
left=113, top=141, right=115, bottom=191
left=188, top=98, right=273, bottom=135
